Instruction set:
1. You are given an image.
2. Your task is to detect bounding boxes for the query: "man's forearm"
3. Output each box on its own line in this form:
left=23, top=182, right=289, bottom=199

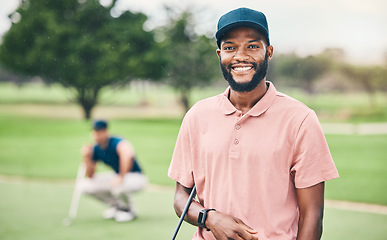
left=83, top=158, right=96, bottom=178
left=174, top=184, right=203, bottom=227
left=85, top=166, right=95, bottom=178
left=296, top=182, right=325, bottom=240
left=118, top=156, right=133, bottom=177
left=296, top=211, right=323, bottom=240
left=81, top=145, right=96, bottom=178
left=117, top=141, right=134, bottom=178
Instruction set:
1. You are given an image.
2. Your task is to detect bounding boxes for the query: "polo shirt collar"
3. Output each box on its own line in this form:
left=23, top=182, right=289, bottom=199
left=221, top=81, right=277, bottom=117
left=221, top=88, right=237, bottom=115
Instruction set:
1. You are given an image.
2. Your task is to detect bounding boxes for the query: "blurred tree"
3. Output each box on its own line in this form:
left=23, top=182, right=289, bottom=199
left=341, top=64, right=387, bottom=106
left=0, top=64, right=29, bottom=86
left=272, top=53, right=331, bottom=94
left=319, top=48, right=346, bottom=63
left=158, top=7, right=219, bottom=112
left=0, top=0, right=164, bottom=119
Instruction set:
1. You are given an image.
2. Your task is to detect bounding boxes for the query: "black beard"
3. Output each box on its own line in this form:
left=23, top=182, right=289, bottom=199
left=220, top=52, right=269, bottom=93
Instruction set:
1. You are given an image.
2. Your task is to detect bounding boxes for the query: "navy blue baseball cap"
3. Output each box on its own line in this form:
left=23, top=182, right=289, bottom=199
left=93, top=120, right=108, bottom=130
left=216, top=8, right=270, bottom=48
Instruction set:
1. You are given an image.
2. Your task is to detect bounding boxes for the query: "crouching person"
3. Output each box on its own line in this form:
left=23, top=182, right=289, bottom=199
left=81, top=120, right=147, bottom=222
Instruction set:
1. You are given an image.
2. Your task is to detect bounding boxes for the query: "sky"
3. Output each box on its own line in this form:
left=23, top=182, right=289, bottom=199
left=1, top=0, right=386, bottom=64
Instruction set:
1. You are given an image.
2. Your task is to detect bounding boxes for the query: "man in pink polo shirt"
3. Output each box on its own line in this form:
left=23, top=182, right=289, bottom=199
left=168, top=7, right=339, bottom=240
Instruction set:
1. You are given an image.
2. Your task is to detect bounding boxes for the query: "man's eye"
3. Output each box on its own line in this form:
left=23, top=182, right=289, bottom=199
left=224, top=46, right=234, bottom=50
left=248, top=45, right=259, bottom=49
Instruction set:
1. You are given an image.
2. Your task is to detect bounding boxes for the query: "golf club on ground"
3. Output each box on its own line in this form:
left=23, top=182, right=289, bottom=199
left=171, top=185, right=197, bottom=240
left=63, top=164, right=86, bottom=226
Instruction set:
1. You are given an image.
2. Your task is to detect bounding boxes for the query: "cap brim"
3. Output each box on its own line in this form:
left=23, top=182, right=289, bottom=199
left=216, top=21, right=270, bottom=47
left=93, top=127, right=106, bottom=131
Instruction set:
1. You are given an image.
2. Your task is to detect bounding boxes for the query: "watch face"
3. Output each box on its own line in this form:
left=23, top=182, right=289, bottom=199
left=198, top=212, right=205, bottom=224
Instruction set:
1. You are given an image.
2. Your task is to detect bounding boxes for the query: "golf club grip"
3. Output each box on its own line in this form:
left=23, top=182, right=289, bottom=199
left=171, top=185, right=197, bottom=240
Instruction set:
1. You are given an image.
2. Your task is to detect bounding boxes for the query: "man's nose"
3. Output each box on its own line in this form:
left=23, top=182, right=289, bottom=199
left=233, top=48, right=249, bottom=61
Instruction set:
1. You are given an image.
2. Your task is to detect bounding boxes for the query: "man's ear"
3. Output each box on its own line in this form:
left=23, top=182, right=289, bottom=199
left=266, top=45, right=274, bottom=60
left=216, top=49, right=221, bottom=59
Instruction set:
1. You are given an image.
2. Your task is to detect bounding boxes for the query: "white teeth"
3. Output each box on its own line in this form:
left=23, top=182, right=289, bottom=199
left=233, top=67, right=252, bottom=72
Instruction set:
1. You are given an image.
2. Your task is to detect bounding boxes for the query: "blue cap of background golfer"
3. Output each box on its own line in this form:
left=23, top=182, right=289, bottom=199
left=216, top=8, right=270, bottom=48
left=93, top=120, right=108, bottom=130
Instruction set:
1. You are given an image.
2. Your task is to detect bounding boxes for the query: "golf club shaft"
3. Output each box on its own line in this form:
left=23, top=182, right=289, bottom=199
left=67, top=164, right=86, bottom=219
left=171, top=185, right=197, bottom=240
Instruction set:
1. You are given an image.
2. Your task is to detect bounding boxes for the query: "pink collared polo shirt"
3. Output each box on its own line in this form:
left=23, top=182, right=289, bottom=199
left=168, top=82, right=339, bottom=240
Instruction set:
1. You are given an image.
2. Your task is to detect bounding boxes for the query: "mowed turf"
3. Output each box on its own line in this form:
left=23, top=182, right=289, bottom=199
left=0, top=180, right=196, bottom=240
left=0, top=115, right=181, bottom=186
left=0, top=115, right=386, bottom=204
left=326, top=135, right=387, bottom=205
left=1, top=77, right=387, bottom=240
left=0, top=180, right=386, bottom=240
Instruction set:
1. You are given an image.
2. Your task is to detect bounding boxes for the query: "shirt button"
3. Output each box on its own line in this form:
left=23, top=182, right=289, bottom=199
left=235, top=124, right=241, bottom=130
left=234, top=139, right=239, bottom=145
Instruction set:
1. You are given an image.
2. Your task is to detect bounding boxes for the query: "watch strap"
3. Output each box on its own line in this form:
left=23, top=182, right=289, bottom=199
left=198, top=208, right=216, bottom=230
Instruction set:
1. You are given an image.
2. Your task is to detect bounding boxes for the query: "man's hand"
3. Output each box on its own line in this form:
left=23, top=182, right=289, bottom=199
left=81, top=145, right=92, bottom=158
left=174, top=182, right=258, bottom=239
left=206, top=211, right=258, bottom=240
left=80, top=144, right=96, bottom=178
left=111, top=175, right=124, bottom=188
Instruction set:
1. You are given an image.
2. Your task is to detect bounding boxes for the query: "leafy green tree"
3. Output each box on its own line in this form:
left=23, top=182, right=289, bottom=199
left=0, top=64, right=28, bottom=86
left=272, top=53, right=331, bottom=94
left=158, top=8, right=219, bottom=112
left=341, top=64, right=387, bottom=106
left=0, top=0, right=164, bottom=119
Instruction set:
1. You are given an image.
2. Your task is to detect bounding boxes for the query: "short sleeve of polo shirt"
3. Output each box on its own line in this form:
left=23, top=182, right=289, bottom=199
left=168, top=111, right=194, bottom=188
left=291, top=110, right=339, bottom=188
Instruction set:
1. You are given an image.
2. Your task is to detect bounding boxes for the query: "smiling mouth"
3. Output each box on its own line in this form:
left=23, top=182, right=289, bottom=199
left=232, top=66, right=253, bottom=72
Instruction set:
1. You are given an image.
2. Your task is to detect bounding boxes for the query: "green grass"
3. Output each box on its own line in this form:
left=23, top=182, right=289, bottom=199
left=0, top=115, right=181, bottom=186
left=1, top=82, right=387, bottom=122
left=0, top=114, right=386, bottom=205
left=0, top=180, right=196, bottom=240
left=0, top=82, right=73, bottom=104
left=0, top=81, right=219, bottom=108
left=1, top=82, right=386, bottom=239
left=325, top=135, right=387, bottom=205
left=322, top=207, right=387, bottom=240
left=0, top=180, right=386, bottom=240
left=282, top=88, right=387, bottom=123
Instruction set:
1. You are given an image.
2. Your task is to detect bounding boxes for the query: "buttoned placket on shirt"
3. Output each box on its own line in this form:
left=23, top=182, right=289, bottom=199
left=223, top=82, right=275, bottom=162
left=229, top=111, right=239, bottom=159
left=230, top=109, right=252, bottom=159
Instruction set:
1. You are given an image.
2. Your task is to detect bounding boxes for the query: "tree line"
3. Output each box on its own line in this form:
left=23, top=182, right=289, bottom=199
left=1, top=0, right=386, bottom=119
left=268, top=48, right=387, bottom=107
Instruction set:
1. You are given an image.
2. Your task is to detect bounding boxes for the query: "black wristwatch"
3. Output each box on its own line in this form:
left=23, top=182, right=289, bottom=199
left=198, top=208, right=216, bottom=230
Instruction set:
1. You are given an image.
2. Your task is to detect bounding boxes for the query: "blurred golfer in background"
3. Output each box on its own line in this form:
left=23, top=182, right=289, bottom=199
left=169, top=7, right=339, bottom=240
left=81, top=120, right=147, bottom=222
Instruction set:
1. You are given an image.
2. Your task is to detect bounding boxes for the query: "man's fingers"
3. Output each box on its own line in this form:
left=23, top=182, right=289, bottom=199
left=237, top=219, right=258, bottom=234
left=236, top=219, right=258, bottom=240
left=237, top=230, right=258, bottom=240
left=245, top=227, right=258, bottom=234
left=207, top=212, right=258, bottom=240
left=234, top=235, right=246, bottom=240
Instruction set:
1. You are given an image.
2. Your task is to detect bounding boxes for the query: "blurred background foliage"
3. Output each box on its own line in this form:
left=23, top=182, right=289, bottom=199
left=0, top=2, right=386, bottom=239
left=0, top=0, right=386, bottom=121
left=0, top=0, right=165, bottom=118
